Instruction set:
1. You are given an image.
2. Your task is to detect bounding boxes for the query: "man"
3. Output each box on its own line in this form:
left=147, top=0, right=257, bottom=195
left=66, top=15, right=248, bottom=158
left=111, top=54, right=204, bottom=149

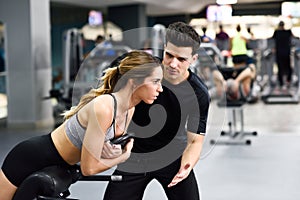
left=103, top=21, right=210, bottom=200
left=272, top=21, right=293, bottom=88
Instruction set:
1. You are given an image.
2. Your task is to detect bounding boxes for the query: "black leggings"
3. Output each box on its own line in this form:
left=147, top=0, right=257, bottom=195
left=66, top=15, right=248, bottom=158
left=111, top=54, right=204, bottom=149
left=1, top=133, right=71, bottom=187
left=276, top=53, right=292, bottom=86
left=104, top=158, right=200, bottom=200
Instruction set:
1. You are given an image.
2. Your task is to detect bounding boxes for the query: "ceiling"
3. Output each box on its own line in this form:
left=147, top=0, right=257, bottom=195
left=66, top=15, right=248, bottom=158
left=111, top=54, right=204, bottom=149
left=51, top=0, right=283, bottom=16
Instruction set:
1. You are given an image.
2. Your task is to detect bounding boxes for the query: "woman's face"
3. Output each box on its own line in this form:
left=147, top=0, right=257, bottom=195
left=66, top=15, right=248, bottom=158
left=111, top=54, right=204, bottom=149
left=134, top=66, right=163, bottom=104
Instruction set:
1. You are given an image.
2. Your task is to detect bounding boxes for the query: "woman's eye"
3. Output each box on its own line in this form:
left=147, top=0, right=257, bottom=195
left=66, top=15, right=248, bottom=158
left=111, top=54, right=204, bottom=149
left=153, top=80, right=161, bottom=84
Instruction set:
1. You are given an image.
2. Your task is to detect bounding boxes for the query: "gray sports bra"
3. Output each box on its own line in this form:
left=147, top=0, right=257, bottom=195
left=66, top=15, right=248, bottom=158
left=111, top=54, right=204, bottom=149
left=65, top=94, right=128, bottom=149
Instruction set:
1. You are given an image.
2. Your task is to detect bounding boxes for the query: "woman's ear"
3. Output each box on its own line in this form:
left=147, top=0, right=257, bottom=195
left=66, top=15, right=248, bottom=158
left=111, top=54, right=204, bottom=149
left=128, top=78, right=136, bottom=89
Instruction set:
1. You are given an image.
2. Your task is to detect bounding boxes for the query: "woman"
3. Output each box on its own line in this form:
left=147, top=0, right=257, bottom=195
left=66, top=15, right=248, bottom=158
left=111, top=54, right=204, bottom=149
left=230, top=24, right=249, bottom=66
left=0, top=50, right=163, bottom=200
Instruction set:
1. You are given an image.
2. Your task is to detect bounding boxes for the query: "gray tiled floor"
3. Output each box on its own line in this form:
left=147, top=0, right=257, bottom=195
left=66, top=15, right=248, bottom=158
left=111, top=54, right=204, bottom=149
left=1, top=100, right=300, bottom=200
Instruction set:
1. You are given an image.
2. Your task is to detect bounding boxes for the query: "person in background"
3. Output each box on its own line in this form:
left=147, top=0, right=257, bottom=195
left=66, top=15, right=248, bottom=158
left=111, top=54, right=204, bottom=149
left=0, top=50, right=163, bottom=200
left=272, top=21, right=293, bottom=89
left=104, top=21, right=210, bottom=200
left=215, top=24, right=230, bottom=64
left=211, top=25, right=258, bottom=101
left=201, top=26, right=213, bottom=43
left=95, top=34, right=105, bottom=46
left=230, top=24, right=249, bottom=66
left=212, top=63, right=257, bottom=101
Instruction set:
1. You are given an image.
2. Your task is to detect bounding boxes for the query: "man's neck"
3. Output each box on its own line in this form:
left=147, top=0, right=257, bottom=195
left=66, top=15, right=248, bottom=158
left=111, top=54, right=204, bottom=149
left=164, top=70, right=190, bottom=85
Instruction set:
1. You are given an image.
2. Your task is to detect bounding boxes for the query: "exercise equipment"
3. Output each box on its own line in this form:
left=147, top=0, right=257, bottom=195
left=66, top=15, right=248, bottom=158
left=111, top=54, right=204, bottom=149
left=210, top=66, right=258, bottom=146
left=62, top=28, right=84, bottom=99
left=151, top=24, right=165, bottom=58
left=110, top=132, right=134, bottom=148
left=13, top=165, right=122, bottom=200
left=191, top=43, right=225, bottom=89
left=210, top=99, right=257, bottom=145
left=189, top=43, right=257, bottom=145
left=62, top=28, right=131, bottom=105
left=261, top=48, right=300, bottom=104
left=46, top=34, right=132, bottom=127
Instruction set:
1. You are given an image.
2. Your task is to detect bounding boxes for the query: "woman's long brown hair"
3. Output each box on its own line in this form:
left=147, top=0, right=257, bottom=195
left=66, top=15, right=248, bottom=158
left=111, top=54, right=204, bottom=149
left=63, top=50, right=162, bottom=120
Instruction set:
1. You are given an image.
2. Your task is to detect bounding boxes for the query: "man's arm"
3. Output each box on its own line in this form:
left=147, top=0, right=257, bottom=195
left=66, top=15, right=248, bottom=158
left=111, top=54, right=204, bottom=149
left=168, top=131, right=205, bottom=187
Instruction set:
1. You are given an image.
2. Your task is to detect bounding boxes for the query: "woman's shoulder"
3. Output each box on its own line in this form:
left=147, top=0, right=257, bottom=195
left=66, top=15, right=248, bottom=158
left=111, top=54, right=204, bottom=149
left=78, top=94, right=114, bottom=125
left=85, top=94, right=115, bottom=127
left=93, top=94, right=113, bottom=102
left=92, top=94, right=114, bottom=111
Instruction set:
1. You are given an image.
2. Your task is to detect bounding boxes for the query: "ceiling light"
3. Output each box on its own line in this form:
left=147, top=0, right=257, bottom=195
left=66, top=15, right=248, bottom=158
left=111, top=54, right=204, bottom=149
left=216, top=0, right=237, bottom=5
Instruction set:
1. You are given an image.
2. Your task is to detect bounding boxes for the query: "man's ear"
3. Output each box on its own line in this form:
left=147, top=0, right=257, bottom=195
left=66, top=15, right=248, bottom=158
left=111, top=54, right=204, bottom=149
left=192, top=53, right=198, bottom=63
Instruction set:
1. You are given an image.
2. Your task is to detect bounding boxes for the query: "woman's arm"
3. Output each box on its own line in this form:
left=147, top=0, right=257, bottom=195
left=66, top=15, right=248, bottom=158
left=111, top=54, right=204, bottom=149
left=101, top=107, right=135, bottom=159
left=80, top=96, right=133, bottom=176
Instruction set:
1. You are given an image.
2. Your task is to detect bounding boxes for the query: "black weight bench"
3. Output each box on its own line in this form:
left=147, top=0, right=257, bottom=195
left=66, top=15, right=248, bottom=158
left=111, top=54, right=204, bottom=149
left=210, top=98, right=257, bottom=145
left=13, top=165, right=122, bottom=200
left=209, top=64, right=258, bottom=145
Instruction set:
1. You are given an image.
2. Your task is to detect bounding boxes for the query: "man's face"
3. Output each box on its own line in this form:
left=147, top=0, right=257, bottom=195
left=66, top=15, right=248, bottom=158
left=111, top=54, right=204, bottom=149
left=162, top=42, right=197, bottom=84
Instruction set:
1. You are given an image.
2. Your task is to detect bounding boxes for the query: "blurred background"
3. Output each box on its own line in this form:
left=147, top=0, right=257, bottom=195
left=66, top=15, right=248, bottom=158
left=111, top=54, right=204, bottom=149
left=1, top=0, right=300, bottom=199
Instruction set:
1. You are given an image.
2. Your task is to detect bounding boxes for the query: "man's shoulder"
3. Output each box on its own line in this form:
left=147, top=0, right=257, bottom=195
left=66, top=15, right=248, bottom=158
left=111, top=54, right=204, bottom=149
left=188, top=70, right=208, bottom=89
left=188, top=71, right=210, bottom=102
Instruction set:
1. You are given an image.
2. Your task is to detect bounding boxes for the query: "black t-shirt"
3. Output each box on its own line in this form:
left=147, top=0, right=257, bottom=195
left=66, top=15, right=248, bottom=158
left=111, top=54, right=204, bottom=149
left=128, top=69, right=210, bottom=154
left=272, top=29, right=292, bottom=56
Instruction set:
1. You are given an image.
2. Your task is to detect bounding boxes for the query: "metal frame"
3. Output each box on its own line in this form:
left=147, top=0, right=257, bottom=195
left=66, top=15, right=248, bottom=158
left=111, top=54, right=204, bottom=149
left=261, top=48, right=300, bottom=104
left=211, top=100, right=258, bottom=145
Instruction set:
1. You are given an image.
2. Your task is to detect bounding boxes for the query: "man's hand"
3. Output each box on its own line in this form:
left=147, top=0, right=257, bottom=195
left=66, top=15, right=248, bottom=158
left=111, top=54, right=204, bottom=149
left=168, top=163, right=191, bottom=187
left=101, top=141, right=122, bottom=159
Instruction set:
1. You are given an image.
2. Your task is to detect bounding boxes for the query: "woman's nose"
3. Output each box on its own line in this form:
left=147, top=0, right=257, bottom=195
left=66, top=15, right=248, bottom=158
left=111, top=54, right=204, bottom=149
left=158, top=84, right=163, bottom=92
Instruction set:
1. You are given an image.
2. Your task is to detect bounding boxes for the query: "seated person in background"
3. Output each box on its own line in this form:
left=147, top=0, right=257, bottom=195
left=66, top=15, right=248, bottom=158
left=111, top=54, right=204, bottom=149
left=212, top=57, right=257, bottom=102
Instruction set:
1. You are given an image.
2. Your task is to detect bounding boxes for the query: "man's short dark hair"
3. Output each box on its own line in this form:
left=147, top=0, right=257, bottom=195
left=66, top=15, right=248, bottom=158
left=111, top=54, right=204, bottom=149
left=165, top=22, right=201, bottom=55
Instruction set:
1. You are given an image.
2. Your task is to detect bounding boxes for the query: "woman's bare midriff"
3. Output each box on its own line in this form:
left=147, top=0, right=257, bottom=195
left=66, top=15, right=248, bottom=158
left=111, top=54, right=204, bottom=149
left=51, top=123, right=81, bottom=165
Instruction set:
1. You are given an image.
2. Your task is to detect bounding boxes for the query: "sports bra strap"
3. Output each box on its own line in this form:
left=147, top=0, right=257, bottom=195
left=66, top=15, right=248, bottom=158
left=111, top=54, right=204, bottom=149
left=107, top=93, right=129, bottom=137
left=108, top=93, right=117, bottom=135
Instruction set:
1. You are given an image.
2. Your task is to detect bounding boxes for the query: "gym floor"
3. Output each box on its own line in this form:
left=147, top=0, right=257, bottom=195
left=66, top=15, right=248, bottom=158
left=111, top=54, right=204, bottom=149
left=1, top=100, right=300, bottom=200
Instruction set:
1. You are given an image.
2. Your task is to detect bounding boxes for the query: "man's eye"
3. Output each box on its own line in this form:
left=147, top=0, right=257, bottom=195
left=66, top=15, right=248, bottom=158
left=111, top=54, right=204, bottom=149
left=166, top=52, right=173, bottom=58
left=177, top=57, right=187, bottom=62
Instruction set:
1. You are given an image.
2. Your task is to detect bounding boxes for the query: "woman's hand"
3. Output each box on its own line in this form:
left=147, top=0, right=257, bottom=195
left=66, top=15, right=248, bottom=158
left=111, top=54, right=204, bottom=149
left=120, top=139, right=134, bottom=162
left=101, top=138, right=134, bottom=163
left=101, top=141, right=122, bottom=159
